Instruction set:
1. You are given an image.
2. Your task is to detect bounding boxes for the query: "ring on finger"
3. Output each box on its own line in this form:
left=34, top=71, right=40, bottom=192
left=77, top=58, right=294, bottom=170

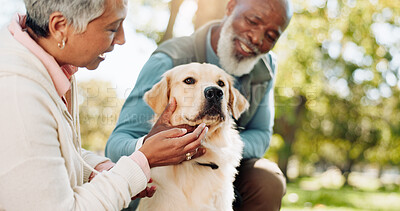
left=185, top=152, right=192, bottom=161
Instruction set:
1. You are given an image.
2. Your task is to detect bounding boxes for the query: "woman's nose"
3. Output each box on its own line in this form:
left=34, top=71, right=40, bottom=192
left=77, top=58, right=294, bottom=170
left=114, top=26, right=126, bottom=45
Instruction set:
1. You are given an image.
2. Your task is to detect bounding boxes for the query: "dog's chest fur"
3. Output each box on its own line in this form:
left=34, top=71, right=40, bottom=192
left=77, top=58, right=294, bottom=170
left=138, top=120, right=243, bottom=211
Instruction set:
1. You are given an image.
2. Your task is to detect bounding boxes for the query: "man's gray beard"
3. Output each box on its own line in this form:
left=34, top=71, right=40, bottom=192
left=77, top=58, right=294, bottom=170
left=217, top=14, right=262, bottom=77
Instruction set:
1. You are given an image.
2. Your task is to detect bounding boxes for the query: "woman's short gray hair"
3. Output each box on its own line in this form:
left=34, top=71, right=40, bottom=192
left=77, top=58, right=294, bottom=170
left=24, top=0, right=106, bottom=37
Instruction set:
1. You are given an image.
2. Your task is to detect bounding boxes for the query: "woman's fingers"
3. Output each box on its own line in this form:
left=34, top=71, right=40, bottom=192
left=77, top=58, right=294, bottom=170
left=173, top=124, right=208, bottom=162
left=131, top=185, right=157, bottom=200
left=174, top=124, right=197, bottom=133
left=147, top=186, right=156, bottom=197
left=140, top=123, right=208, bottom=167
left=167, top=124, right=208, bottom=161
left=151, top=123, right=206, bottom=140
left=188, top=147, right=206, bottom=160
left=178, top=124, right=208, bottom=151
left=131, top=189, right=147, bottom=200
left=153, top=128, right=188, bottom=139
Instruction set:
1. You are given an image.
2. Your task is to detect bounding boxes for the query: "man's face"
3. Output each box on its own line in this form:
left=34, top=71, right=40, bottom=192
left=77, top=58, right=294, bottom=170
left=217, top=0, right=290, bottom=76
left=227, top=0, right=290, bottom=60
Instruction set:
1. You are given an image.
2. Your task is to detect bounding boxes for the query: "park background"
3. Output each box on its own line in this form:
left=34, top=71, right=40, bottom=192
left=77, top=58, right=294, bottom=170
left=1, top=0, right=400, bottom=210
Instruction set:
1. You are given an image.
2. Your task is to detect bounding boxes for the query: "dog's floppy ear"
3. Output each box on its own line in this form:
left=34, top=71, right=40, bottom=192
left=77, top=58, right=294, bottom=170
left=144, top=75, right=170, bottom=114
left=229, top=86, right=249, bottom=120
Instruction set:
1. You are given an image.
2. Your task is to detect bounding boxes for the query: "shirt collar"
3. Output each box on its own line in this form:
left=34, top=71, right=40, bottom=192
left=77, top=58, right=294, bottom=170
left=8, top=14, right=78, bottom=97
left=205, top=26, right=221, bottom=68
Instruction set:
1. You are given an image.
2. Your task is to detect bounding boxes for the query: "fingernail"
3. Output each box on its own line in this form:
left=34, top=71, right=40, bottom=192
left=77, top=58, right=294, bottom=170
left=181, top=128, right=187, bottom=133
left=205, top=127, right=209, bottom=134
left=199, top=123, right=206, bottom=128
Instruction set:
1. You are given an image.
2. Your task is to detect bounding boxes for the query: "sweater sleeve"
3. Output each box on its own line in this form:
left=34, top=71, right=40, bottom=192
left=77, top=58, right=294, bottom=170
left=240, top=55, right=277, bottom=159
left=0, top=74, right=147, bottom=211
left=105, top=53, right=174, bottom=162
left=81, top=148, right=110, bottom=183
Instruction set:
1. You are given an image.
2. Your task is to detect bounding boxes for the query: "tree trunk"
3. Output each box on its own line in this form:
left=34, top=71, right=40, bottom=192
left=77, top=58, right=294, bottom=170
left=342, top=158, right=355, bottom=186
left=160, top=0, right=185, bottom=43
left=193, top=0, right=229, bottom=30
left=277, top=143, right=292, bottom=179
left=161, top=0, right=229, bottom=43
left=274, top=95, right=307, bottom=180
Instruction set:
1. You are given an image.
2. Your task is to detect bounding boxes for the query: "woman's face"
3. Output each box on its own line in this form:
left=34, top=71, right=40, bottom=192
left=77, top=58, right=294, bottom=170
left=63, top=0, right=127, bottom=70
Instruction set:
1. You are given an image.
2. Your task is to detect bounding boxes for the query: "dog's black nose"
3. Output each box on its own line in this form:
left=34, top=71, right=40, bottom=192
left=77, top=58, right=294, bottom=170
left=204, top=87, right=223, bottom=102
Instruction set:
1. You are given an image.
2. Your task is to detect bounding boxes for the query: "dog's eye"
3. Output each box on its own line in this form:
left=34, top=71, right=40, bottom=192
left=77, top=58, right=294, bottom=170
left=217, top=80, right=225, bottom=87
left=184, top=77, right=196, bottom=85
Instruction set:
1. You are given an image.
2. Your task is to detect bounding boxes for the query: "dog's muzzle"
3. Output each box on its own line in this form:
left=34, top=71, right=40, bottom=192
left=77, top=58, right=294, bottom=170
left=189, top=86, right=225, bottom=122
left=202, top=86, right=224, bottom=118
left=204, top=86, right=223, bottom=104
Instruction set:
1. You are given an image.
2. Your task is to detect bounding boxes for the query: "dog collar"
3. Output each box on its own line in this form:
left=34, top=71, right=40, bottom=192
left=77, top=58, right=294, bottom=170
left=196, top=162, right=219, bottom=170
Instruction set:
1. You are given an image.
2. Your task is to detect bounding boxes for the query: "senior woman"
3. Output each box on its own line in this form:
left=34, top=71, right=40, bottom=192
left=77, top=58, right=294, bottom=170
left=0, top=0, right=207, bottom=210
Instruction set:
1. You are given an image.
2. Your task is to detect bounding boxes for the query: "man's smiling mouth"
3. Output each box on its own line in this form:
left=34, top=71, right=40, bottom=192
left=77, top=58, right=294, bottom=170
left=239, top=41, right=253, bottom=54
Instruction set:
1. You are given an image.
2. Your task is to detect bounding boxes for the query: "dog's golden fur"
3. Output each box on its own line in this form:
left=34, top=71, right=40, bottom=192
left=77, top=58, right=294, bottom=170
left=139, top=63, right=249, bottom=211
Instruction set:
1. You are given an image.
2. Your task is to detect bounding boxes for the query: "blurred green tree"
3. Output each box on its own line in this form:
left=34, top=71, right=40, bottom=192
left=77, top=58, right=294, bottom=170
left=129, top=0, right=229, bottom=43
left=273, top=0, right=400, bottom=181
left=78, top=80, right=124, bottom=154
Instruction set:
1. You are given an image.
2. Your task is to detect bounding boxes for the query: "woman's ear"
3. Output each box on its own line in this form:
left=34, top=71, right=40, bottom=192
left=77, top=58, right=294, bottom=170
left=48, top=12, right=69, bottom=45
left=144, top=76, right=170, bottom=114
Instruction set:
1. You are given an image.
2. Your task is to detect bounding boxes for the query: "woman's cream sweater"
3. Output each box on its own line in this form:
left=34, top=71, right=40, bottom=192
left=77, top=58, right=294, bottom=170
left=0, top=27, right=147, bottom=210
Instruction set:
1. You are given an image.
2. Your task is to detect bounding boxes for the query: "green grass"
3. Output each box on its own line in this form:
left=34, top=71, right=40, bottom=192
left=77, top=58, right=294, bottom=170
left=281, top=183, right=400, bottom=211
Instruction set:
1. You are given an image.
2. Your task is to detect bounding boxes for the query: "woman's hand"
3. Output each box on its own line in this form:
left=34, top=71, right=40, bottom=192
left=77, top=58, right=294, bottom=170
left=131, top=179, right=156, bottom=200
left=88, top=160, right=115, bottom=182
left=138, top=98, right=208, bottom=168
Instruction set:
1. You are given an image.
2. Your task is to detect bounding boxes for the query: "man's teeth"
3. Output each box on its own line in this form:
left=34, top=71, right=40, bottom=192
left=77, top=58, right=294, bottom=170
left=99, top=53, right=106, bottom=59
left=239, top=42, right=252, bottom=54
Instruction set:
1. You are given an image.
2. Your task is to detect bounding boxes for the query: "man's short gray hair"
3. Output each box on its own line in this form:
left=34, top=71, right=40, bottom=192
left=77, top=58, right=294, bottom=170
left=24, top=0, right=106, bottom=37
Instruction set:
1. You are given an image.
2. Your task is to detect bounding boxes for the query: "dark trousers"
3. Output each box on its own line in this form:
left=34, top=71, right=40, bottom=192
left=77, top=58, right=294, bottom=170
left=233, top=158, right=286, bottom=211
left=123, top=158, right=286, bottom=211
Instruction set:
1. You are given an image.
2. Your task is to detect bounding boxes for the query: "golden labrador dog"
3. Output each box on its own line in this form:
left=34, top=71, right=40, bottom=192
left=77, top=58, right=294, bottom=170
left=139, top=63, right=249, bottom=211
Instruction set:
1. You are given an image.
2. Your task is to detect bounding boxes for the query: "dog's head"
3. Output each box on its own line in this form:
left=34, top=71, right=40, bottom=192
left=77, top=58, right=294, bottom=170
left=144, top=63, right=249, bottom=128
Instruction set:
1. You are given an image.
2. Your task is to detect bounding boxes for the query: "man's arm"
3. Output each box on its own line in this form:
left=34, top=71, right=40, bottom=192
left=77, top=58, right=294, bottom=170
left=239, top=79, right=275, bottom=159
left=239, top=54, right=277, bottom=159
left=105, top=53, right=174, bottom=162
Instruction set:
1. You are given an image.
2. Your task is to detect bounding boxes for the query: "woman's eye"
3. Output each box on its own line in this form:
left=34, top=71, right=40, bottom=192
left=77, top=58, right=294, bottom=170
left=217, top=80, right=225, bottom=87
left=184, top=77, right=196, bottom=85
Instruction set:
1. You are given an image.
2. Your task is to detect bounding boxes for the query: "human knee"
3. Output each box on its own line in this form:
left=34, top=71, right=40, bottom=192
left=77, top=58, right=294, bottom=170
left=234, top=159, right=286, bottom=211
left=241, top=159, right=286, bottom=198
